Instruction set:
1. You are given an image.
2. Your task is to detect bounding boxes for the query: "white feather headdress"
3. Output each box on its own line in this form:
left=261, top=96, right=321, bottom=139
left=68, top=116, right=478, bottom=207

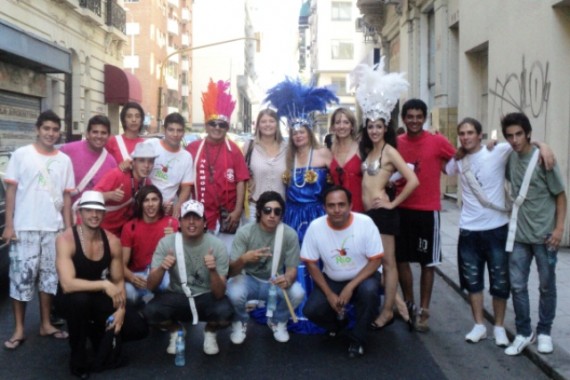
left=351, top=57, right=409, bottom=123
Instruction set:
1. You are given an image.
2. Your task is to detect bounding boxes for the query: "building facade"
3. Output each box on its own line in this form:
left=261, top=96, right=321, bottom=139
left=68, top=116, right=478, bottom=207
left=1, top=0, right=132, bottom=147
left=357, top=0, right=570, bottom=242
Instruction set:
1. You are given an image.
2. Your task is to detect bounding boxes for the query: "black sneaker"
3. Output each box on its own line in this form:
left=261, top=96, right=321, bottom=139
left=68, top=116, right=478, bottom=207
left=348, top=342, right=364, bottom=358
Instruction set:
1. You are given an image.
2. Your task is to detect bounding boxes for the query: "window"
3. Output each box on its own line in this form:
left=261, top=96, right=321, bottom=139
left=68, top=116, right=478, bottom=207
left=123, top=55, right=139, bottom=69
left=124, top=0, right=139, bottom=3
left=331, top=2, right=351, bottom=21
left=331, top=77, right=348, bottom=96
left=331, top=40, right=353, bottom=60
left=126, top=22, right=140, bottom=36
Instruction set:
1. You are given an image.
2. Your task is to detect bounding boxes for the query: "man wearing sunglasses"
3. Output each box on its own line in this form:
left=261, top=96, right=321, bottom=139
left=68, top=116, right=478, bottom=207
left=186, top=80, right=249, bottom=253
left=226, top=191, right=304, bottom=344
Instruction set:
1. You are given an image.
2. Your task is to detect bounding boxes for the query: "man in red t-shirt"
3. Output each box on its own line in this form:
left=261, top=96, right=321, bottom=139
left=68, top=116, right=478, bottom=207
left=186, top=79, right=249, bottom=253
left=395, top=99, right=455, bottom=333
left=94, top=141, right=157, bottom=236
left=121, top=185, right=179, bottom=306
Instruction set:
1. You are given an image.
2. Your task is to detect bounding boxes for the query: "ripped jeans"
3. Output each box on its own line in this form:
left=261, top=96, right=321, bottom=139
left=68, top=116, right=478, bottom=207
left=457, top=224, right=510, bottom=299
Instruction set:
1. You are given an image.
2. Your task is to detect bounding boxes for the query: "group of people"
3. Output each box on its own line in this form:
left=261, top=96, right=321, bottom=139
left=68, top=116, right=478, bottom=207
left=1, top=66, right=566, bottom=378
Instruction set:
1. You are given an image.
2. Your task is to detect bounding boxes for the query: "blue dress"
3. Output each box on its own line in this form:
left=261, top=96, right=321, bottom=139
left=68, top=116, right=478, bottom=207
left=284, top=166, right=328, bottom=245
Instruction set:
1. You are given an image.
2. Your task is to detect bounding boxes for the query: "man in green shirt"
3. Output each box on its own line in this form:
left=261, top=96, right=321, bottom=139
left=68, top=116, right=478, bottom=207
left=144, top=200, right=233, bottom=356
left=227, top=191, right=304, bottom=344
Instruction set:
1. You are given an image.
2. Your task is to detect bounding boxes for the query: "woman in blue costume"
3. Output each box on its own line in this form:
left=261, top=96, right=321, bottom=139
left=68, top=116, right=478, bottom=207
left=265, top=78, right=338, bottom=334
left=283, top=124, right=332, bottom=245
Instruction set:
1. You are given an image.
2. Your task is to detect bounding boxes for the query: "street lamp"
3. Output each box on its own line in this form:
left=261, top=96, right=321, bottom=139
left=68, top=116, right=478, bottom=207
left=156, top=34, right=261, bottom=126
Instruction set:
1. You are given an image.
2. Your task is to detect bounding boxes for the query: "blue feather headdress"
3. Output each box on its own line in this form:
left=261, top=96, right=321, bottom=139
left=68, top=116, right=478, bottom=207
left=264, top=78, right=338, bottom=130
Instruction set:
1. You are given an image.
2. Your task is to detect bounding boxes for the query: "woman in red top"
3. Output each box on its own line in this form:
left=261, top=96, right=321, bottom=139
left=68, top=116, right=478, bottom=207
left=329, top=108, right=364, bottom=212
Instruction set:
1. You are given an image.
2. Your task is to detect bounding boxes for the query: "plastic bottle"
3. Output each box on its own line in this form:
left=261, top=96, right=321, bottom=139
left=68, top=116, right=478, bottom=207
left=266, top=284, right=278, bottom=318
left=175, top=330, right=185, bottom=367
left=544, top=234, right=558, bottom=265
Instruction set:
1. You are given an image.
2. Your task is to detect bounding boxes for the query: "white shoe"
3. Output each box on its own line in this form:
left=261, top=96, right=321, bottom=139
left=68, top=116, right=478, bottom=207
left=494, top=326, right=510, bottom=347
left=504, top=333, right=535, bottom=356
left=230, top=321, right=247, bottom=345
left=537, top=334, right=553, bottom=354
left=203, top=331, right=219, bottom=355
left=465, top=324, right=487, bottom=343
left=167, top=328, right=185, bottom=355
left=269, top=322, right=290, bottom=343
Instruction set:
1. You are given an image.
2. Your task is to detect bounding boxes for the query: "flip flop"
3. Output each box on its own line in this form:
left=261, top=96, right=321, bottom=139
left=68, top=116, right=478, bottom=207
left=4, top=338, right=26, bottom=350
left=41, top=330, right=69, bottom=340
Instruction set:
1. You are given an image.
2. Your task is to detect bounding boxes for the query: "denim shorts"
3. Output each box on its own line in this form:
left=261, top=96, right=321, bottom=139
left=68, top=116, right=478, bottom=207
left=457, top=224, right=510, bottom=299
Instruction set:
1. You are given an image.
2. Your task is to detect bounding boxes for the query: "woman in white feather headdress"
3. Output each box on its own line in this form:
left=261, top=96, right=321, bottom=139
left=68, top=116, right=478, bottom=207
left=353, top=58, right=419, bottom=330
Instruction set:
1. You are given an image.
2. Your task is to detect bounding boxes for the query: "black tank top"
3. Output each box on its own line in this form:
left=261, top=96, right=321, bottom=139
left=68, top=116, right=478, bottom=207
left=72, top=226, right=112, bottom=281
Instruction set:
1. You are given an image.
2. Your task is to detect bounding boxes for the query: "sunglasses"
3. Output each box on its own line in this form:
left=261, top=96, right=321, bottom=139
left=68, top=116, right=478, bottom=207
left=207, top=121, right=229, bottom=129
left=335, top=166, right=345, bottom=186
left=262, top=206, right=283, bottom=217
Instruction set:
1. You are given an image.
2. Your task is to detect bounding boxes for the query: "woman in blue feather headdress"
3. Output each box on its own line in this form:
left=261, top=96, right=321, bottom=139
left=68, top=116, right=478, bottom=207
left=265, top=78, right=338, bottom=245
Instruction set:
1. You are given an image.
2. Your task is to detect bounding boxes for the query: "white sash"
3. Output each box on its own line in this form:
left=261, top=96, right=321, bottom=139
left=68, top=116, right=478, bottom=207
left=175, top=232, right=199, bottom=325
left=71, top=149, right=109, bottom=214
left=462, top=154, right=511, bottom=212
left=266, top=223, right=284, bottom=318
left=505, top=150, right=540, bottom=252
left=116, top=135, right=131, bottom=162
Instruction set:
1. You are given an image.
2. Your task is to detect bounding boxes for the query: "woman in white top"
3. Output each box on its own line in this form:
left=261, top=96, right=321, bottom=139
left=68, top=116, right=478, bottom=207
left=242, top=109, right=288, bottom=223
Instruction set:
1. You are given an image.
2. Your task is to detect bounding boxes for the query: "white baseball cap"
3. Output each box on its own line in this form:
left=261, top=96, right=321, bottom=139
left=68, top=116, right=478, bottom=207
left=180, top=199, right=205, bottom=218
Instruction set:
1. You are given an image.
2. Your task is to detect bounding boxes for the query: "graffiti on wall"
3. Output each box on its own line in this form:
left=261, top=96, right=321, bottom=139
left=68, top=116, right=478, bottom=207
left=490, top=56, right=551, bottom=127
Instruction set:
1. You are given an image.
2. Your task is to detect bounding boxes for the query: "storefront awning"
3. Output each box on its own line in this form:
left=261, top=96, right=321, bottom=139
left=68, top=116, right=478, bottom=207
left=0, top=20, right=71, bottom=74
left=104, top=64, right=142, bottom=105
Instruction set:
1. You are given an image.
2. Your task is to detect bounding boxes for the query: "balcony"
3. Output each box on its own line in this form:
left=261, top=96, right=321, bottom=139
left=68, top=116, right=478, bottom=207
left=181, top=33, right=190, bottom=47
left=80, top=0, right=102, bottom=16
left=181, top=7, right=191, bottom=23
left=106, top=0, right=126, bottom=34
left=356, top=0, right=387, bottom=34
left=167, top=18, right=179, bottom=35
left=167, top=46, right=179, bottom=63
left=181, top=58, right=190, bottom=72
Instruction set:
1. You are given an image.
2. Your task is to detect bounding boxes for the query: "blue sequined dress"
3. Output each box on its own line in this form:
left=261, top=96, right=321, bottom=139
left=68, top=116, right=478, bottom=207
left=284, top=166, right=328, bottom=245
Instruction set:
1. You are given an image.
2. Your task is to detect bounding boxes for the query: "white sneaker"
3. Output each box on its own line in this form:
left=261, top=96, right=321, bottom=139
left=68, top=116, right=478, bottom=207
left=203, top=331, right=219, bottom=355
left=504, top=333, right=535, bottom=356
left=537, top=334, right=553, bottom=354
left=167, top=328, right=185, bottom=355
left=230, top=321, right=247, bottom=345
left=269, top=322, right=290, bottom=343
left=465, top=324, right=487, bottom=343
left=494, top=326, right=510, bottom=347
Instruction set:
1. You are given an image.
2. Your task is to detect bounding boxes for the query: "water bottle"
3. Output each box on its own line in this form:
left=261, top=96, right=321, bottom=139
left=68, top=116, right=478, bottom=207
left=106, top=315, right=116, bottom=348
left=266, top=284, right=278, bottom=318
left=175, top=330, right=185, bottom=367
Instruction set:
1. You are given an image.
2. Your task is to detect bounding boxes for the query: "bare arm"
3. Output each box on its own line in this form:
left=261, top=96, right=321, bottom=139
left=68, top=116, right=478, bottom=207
left=147, top=248, right=175, bottom=291
left=273, top=266, right=298, bottom=290
left=204, top=248, right=227, bottom=299
left=62, top=191, right=72, bottom=229
left=228, top=247, right=271, bottom=277
left=2, top=183, right=17, bottom=241
left=387, top=148, right=419, bottom=209
left=173, top=184, right=192, bottom=218
left=226, top=181, right=245, bottom=226
left=305, top=260, right=342, bottom=314
left=548, top=192, right=567, bottom=249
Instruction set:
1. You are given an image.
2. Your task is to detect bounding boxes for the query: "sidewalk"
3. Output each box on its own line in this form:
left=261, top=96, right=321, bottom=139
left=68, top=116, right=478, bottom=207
left=438, top=198, right=570, bottom=380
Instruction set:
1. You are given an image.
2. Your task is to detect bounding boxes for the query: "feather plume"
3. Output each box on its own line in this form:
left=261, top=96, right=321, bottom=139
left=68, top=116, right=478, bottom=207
left=202, top=79, right=236, bottom=122
left=264, top=78, right=338, bottom=129
left=351, top=56, right=409, bottom=123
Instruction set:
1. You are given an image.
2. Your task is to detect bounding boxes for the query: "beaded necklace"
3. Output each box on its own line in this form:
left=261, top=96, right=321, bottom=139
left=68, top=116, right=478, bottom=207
left=293, top=147, right=313, bottom=188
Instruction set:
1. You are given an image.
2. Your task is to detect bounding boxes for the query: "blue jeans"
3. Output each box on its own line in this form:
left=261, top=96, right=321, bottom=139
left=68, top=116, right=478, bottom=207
left=125, top=271, right=169, bottom=306
left=226, top=274, right=306, bottom=324
left=457, top=224, right=510, bottom=299
left=509, top=242, right=557, bottom=336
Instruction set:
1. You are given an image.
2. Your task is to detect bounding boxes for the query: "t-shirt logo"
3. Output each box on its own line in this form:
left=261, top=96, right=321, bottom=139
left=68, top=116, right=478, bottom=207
left=225, top=168, right=235, bottom=182
left=332, top=236, right=352, bottom=265
left=155, top=158, right=178, bottom=182
left=37, top=159, right=57, bottom=190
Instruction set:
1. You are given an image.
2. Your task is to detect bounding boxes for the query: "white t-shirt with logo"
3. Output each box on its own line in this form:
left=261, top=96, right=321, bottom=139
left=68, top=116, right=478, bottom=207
left=4, top=144, right=75, bottom=231
left=301, top=212, right=383, bottom=282
left=148, top=139, right=194, bottom=202
left=445, top=143, right=511, bottom=231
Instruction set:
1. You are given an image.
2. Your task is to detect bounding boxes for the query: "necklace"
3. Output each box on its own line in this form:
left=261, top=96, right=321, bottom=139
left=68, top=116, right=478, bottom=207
left=293, top=147, right=313, bottom=188
left=78, top=226, right=102, bottom=258
left=205, top=142, right=223, bottom=183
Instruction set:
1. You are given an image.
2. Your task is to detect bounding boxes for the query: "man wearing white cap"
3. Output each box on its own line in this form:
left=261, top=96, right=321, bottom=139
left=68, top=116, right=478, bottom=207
left=55, top=191, right=148, bottom=378
left=94, top=141, right=157, bottom=236
left=144, top=199, right=233, bottom=356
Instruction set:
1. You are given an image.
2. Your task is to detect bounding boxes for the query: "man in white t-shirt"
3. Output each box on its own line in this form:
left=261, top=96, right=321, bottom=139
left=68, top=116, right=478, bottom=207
left=148, top=112, right=193, bottom=218
left=301, top=186, right=383, bottom=358
left=3, top=110, right=75, bottom=350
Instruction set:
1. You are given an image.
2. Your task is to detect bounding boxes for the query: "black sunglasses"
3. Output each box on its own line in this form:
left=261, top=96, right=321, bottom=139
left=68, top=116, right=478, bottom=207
left=262, top=206, right=283, bottom=217
left=207, top=121, right=229, bottom=129
left=335, top=166, right=345, bottom=186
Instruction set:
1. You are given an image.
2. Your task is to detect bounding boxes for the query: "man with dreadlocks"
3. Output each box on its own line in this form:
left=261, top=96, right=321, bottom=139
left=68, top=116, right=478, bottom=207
left=186, top=79, right=249, bottom=253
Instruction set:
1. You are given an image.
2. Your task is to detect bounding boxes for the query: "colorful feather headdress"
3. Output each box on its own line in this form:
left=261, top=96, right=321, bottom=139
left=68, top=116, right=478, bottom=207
left=264, top=78, right=338, bottom=129
left=202, top=79, right=236, bottom=122
left=351, top=56, right=409, bottom=123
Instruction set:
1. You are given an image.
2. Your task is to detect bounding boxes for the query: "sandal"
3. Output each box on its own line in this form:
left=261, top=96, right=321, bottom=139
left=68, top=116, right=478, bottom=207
left=4, top=337, right=26, bottom=350
left=415, top=308, right=430, bottom=333
left=405, top=301, right=417, bottom=332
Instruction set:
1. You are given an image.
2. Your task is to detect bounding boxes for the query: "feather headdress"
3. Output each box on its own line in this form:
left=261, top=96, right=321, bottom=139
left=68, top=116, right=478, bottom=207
left=264, top=78, right=338, bottom=129
left=202, top=79, right=236, bottom=122
left=351, top=56, right=409, bottom=123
